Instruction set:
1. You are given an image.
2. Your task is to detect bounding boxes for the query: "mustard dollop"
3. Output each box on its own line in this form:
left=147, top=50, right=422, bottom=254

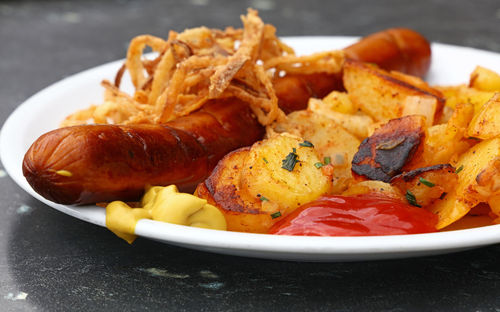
left=105, top=185, right=227, bottom=243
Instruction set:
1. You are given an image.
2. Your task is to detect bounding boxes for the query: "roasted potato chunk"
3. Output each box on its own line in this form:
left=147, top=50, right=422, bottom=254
left=390, top=164, right=457, bottom=207
left=437, top=85, right=494, bottom=112
left=270, top=110, right=360, bottom=193
left=352, top=115, right=426, bottom=182
left=469, top=66, right=500, bottom=92
left=343, top=60, right=444, bottom=125
left=241, top=133, right=331, bottom=212
left=308, top=98, right=374, bottom=140
left=195, top=147, right=272, bottom=233
left=321, top=91, right=358, bottom=114
left=196, top=134, right=332, bottom=233
left=411, top=102, right=475, bottom=168
left=467, top=92, right=500, bottom=140
left=428, top=138, right=500, bottom=228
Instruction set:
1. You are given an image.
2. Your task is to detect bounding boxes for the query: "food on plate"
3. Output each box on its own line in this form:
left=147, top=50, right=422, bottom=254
left=428, top=138, right=500, bottom=228
left=20, top=8, right=500, bottom=240
left=274, top=27, right=432, bottom=113
left=390, top=164, right=457, bottom=208
left=343, top=60, right=444, bottom=125
left=469, top=66, right=500, bottom=91
left=198, top=63, right=500, bottom=233
left=106, top=185, right=226, bottom=243
left=22, top=10, right=432, bottom=206
left=467, top=93, right=500, bottom=139
left=351, top=115, right=427, bottom=182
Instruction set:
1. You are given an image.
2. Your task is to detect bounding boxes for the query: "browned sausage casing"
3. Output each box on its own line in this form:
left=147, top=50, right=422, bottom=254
left=274, top=28, right=432, bottom=113
left=23, top=98, right=264, bottom=204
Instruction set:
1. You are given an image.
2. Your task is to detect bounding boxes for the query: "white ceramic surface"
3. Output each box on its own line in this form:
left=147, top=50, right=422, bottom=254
left=2, top=37, right=500, bottom=261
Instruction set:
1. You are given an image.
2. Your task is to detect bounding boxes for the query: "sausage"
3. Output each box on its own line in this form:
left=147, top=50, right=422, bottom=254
left=23, top=28, right=432, bottom=205
left=273, top=73, right=343, bottom=114
left=274, top=28, right=432, bottom=113
left=343, top=28, right=431, bottom=78
left=22, top=98, right=264, bottom=204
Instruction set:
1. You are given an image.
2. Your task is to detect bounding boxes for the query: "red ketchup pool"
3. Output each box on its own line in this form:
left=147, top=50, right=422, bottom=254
left=269, top=193, right=438, bottom=236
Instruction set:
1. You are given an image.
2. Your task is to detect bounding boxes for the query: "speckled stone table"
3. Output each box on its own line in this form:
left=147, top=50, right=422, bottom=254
left=1, top=0, right=500, bottom=311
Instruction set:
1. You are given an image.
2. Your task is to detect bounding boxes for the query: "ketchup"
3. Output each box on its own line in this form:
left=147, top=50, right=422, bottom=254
left=269, top=193, right=438, bottom=236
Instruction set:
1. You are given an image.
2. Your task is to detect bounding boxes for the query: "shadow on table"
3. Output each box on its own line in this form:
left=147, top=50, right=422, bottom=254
left=7, top=196, right=500, bottom=311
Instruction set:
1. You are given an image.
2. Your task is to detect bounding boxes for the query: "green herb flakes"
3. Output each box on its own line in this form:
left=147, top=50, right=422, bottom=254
left=419, top=177, right=435, bottom=187
left=299, top=141, right=314, bottom=147
left=405, top=190, right=421, bottom=207
left=270, top=211, right=281, bottom=219
left=314, top=162, right=324, bottom=169
left=455, top=165, right=464, bottom=174
left=282, top=150, right=299, bottom=171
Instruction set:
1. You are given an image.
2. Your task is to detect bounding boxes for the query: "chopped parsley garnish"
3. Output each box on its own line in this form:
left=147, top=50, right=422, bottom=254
left=260, top=196, right=269, bottom=201
left=455, top=165, right=464, bottom=174
left=405, top=190, right=421, bottom=207
left=270, top=211, right=282, bottom=219
left=314, top=156, right=332, bottom=169
left=323, top=156, right=331, bottom=165
left=419, top=177, right=435, bottom=188
left=263, top=157, right=268, bottom=164
left=282, top=150, right=299, bottom=171
left=299, top=141, right=314, bottom=147
left=314, top=162, right=324, bottom=169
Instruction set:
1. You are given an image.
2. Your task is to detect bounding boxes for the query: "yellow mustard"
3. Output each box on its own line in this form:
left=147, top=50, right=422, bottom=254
left=105, top=185, right=227, bottom=243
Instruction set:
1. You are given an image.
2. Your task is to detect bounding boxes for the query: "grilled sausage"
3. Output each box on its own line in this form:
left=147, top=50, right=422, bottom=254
left=274, top=28, right=432, bottom=113
left=23, top=98, right=264, bottom=204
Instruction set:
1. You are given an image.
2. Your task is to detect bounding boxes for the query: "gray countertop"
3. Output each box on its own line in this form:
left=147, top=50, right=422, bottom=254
left=1, top=0, right=500, bottom=311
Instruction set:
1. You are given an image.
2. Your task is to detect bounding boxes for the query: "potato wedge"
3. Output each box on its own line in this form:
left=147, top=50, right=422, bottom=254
left=437, top=85, right=494, bottom=112
left=469, top=66, right=500, bottom=92
left=343, top=60, right=444, bottom=124
left=428, top=138, right=500, bottom=228
left=390, top=164, right=457, bottom=207
left=467, top=92, right=500, bottom=140
left=410, top=102, right=475, bottom=168
left=427, top=191, right=470, bottom=230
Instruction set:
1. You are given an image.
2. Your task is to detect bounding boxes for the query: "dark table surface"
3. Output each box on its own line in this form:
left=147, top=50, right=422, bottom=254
left=1, top=0, right=500, bottom=311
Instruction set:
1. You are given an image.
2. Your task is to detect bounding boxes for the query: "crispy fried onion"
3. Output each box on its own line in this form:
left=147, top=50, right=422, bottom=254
left=60, top=9, right=344, bottom=127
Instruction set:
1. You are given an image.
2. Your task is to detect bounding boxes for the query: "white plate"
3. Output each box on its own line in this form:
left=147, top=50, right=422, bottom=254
left=2, top=37, right=500, bottom=262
